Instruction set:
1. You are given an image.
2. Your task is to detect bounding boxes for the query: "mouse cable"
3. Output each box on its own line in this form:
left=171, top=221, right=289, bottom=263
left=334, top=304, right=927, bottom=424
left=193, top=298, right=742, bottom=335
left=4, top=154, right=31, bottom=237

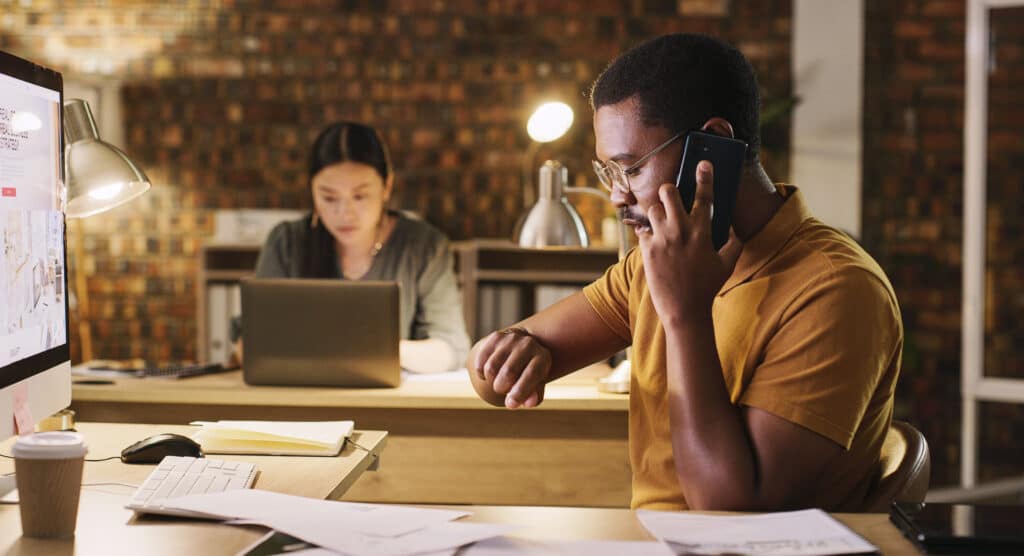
left=82, top=481, right=139, bottom=489
left=346, top=438, right=375, bottom=456
left=0, top=453, right=119, bottom=462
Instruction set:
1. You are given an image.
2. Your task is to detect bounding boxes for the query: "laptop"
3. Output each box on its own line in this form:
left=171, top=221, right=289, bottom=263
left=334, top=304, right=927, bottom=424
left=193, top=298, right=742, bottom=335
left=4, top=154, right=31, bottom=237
left=890, top=502, right=1024, bottom=555
left=241, top=279, right=401, bottom=388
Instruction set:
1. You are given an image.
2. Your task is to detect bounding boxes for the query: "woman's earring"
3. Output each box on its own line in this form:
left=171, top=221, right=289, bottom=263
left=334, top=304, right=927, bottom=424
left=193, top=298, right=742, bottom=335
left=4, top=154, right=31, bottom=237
left=311, top=212, right=319, bottom=228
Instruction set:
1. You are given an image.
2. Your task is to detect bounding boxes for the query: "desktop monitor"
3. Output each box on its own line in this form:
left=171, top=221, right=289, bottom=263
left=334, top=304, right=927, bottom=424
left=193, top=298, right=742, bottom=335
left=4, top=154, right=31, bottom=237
left=0, top=50, right=70, bottom=442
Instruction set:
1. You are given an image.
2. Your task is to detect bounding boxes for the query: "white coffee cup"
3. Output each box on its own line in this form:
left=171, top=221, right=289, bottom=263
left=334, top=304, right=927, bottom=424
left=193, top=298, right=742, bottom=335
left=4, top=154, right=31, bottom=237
left=12, top=431, right=88, bottom=539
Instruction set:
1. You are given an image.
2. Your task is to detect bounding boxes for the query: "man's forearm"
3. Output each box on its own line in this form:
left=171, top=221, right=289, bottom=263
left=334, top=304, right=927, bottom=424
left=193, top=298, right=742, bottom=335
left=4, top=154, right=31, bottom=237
left=663, top=312, right=760, bottom=510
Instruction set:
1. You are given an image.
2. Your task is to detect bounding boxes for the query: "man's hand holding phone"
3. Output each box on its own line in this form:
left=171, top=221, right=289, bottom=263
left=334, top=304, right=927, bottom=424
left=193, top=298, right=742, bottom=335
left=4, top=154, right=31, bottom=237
left=639, top=160, right=743, bottom=324
left=473, top=327, right=551, bottom=409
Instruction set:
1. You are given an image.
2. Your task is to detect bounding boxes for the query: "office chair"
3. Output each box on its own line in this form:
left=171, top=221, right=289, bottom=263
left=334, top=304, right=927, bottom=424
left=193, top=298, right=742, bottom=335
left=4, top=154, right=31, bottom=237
left=861, top=420, right=931, bottom=512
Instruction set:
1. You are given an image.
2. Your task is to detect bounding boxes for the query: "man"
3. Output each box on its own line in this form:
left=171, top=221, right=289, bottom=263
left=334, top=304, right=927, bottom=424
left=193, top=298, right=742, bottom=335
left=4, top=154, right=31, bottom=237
left=468, top=34, right=902, bottom=511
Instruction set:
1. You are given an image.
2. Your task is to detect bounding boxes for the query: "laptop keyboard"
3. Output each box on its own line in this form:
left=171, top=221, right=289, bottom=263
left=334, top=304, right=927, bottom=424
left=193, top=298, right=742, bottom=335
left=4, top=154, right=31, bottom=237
left=126, top=455, right=257, bottom=517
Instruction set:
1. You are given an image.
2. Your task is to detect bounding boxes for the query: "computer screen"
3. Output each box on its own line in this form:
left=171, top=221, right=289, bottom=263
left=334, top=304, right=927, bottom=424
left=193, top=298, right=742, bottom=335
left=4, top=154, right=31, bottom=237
left=0, top=49, right=70, bottom=441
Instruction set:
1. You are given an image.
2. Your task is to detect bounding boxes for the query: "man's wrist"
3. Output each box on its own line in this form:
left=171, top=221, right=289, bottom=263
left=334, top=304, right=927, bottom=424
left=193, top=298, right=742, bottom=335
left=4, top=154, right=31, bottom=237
left=499, top=326, right=531, bottom=338
left=659, top=305, right=713, bottom=333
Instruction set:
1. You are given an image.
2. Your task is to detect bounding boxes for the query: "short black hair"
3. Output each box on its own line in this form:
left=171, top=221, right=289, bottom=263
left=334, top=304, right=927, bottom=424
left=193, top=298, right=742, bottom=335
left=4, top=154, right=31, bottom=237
left=589, top=34, right=761, bottom=162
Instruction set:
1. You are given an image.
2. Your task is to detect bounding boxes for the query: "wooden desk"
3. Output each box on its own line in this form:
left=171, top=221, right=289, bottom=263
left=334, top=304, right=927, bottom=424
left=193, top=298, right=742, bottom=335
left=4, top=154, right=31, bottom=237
left=453, top=506, right=921, bottom=554
left=71, top=365, right=631, bottom=507
left=1, top=499, right=922, bottom=555
left=0, top=422, right=388, bottom=555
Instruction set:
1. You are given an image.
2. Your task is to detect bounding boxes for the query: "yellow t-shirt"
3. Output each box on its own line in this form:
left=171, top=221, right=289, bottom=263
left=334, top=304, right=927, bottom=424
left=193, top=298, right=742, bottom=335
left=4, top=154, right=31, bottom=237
left=583, top=186, right=902, bottom=511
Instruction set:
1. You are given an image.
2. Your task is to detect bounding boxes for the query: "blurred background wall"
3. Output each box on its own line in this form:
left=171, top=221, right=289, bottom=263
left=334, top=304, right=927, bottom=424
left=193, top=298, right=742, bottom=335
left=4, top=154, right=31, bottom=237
left=0, top=0, right=793, bottom=361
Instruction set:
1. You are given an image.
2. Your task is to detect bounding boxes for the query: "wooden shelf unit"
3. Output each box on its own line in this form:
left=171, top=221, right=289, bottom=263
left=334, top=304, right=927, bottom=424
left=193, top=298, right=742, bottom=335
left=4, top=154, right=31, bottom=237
left=195, top=239, right=620, bottom=360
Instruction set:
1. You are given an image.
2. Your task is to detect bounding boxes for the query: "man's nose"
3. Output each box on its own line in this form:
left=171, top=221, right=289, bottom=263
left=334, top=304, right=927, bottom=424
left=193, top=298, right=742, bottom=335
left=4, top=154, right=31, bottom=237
left=609, top=185, right=633, bottom=209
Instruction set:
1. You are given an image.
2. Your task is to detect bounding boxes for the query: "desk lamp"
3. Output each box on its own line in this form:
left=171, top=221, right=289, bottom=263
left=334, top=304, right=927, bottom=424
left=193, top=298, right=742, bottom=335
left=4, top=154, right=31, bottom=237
left=63, top=98, right=151, bottom=360
left=516, top=160, right=589, bottom=247
left=63, top=98, right=151, bottom=218
left=513, top=101, right=577, bottom=243
left=521, top=101, right=574, bottom=206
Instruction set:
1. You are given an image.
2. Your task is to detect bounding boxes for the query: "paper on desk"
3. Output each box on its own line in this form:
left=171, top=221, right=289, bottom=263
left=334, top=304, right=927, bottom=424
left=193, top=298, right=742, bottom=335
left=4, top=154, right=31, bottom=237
left=266, top=514, right=512, bottom=556
left=281, top=550, right=455, bottom=556
left=164, top=489, right=467, bottom=537
left=235, top=530, right=457, bottom=556
left=460, top=537, right=674, bottom=555
left=189, top=420, right=354, bottom=445
left=279, top=549, right=455, bottom=556
left=401, top=368, right=469, bottom=383
left=637, top=508, right=878, bottom=556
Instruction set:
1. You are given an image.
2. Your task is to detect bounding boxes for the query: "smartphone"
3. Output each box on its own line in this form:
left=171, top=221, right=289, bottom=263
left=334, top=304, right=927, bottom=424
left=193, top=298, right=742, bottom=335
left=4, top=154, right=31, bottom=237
left=674, top=130, right=747, bottom=250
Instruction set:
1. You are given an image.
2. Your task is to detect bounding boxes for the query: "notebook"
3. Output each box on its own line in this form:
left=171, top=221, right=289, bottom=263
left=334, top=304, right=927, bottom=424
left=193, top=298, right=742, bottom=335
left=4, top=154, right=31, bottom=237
left=190, top=420, right=354, bottom=456
left=241, top=279, right=401, bottom=388
left=890, top=502, right=1024, bottom=555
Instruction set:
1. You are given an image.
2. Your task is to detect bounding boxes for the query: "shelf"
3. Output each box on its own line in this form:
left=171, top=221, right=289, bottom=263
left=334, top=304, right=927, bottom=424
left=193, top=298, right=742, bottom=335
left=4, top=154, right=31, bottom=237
left=474, top=270, right=607, bottom=283
left=204, top=270, right=254, bottom=281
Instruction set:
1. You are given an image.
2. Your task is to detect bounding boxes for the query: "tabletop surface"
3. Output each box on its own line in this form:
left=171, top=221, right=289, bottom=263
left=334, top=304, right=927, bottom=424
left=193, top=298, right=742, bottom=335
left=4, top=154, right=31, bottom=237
left=71, top=363, right=629, bottom=411
left=1, top=422, right=388, bottom=555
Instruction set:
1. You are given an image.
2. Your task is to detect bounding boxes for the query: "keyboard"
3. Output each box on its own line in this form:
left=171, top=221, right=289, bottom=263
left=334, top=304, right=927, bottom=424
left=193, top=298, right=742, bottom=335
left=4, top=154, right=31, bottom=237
left=126, top=455, right=258, bottom=517
left=135, top=363, right=232, bottom=379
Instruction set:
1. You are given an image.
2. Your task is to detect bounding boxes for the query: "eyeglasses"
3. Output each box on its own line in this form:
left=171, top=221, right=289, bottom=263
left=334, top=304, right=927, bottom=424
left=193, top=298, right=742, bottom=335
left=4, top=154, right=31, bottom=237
left=592, top=130, right=687, bottom=195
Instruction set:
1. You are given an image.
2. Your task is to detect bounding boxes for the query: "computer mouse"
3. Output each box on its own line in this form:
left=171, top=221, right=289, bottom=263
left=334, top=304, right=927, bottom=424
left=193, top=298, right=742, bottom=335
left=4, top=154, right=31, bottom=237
left=121, top=433, right=203, bottom=464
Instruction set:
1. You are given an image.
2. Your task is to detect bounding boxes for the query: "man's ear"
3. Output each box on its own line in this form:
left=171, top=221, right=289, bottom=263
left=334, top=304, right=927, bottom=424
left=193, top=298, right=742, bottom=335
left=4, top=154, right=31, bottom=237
left=701, top=117, right=735, bottom=138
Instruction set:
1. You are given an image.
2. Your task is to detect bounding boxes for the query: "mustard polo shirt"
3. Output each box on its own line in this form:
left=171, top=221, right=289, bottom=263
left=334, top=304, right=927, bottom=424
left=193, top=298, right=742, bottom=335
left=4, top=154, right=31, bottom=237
left=583, top=186, right=902, bottom=511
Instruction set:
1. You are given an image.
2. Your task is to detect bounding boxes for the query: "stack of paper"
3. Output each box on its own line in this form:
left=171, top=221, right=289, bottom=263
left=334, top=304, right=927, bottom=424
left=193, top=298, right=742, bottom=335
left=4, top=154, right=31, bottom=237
left=458, top=538, right=674, bottom=555
left=164, top=489, right=511, bottom=556
left=637, top=508, right=878, bottom=556
left=190, top=420, right=354, bottom=456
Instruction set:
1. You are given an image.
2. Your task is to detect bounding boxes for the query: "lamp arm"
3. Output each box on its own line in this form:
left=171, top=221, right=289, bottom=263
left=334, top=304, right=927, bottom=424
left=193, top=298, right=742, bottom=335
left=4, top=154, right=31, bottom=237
left=563, top=185, right=610, bottom=202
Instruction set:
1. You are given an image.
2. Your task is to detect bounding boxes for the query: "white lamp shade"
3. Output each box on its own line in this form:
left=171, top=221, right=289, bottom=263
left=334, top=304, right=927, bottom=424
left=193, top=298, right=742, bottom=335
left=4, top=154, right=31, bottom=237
left=516, top=161, right=589, bottom=248
left=526, top=101, right=574, bottom=143
left=63, top=99, right=150, bottom=218
left=65, top=140, right=150, bottom=218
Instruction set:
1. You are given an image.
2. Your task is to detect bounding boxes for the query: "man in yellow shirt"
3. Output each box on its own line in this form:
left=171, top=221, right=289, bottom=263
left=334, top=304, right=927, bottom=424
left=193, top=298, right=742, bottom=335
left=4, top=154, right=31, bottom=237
left=468, top=34, right=902, bottom=511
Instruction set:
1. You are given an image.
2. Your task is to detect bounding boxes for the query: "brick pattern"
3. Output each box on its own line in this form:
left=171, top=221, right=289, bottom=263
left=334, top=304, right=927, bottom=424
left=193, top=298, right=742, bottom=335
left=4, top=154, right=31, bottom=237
left=979, top=6, right=1024, bottom=485
left=863, top=1, right=1024, bottom=487
left=1, top=2, right=791, bottom=365
left=985, top=8, right=1024, bottom=382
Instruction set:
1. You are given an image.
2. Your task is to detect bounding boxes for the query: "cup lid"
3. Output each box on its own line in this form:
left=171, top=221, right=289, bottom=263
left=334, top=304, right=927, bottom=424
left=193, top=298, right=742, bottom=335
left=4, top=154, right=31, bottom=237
left=11, top=431, right=88, bottom=459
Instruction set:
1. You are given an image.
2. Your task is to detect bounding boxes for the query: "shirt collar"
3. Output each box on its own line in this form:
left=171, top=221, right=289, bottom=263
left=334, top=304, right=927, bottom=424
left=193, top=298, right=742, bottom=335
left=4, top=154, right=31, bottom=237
left=719, top=185, right=812, bottom=295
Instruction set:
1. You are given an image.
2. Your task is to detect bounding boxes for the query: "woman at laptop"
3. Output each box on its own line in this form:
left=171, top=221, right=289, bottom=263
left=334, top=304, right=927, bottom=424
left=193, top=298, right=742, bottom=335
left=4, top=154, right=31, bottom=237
left=234, top=122, right=469, bottom=373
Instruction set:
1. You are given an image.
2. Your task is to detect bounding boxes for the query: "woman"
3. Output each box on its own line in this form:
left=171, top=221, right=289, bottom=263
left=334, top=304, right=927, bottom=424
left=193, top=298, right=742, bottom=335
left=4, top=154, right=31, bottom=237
left=235, top=122, right=469, bottom=373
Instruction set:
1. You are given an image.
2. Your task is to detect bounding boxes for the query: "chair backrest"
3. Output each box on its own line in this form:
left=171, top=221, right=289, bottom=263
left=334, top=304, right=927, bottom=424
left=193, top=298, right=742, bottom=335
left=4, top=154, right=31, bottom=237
left=861, top=420, right=931, bottom=512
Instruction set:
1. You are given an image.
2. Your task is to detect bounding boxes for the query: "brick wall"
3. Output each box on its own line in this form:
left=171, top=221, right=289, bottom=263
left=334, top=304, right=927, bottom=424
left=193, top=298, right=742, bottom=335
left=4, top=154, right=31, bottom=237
left=863, top=0, right=1024, bottom=487
left=0, top=1, right=792, bottom=363
left=980, top=6, right=1024, bottom=484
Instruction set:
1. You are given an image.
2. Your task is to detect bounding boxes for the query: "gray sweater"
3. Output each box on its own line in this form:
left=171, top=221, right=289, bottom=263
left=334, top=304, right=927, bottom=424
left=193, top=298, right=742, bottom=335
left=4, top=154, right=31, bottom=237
left=253, top=212, right=470, bottom=371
